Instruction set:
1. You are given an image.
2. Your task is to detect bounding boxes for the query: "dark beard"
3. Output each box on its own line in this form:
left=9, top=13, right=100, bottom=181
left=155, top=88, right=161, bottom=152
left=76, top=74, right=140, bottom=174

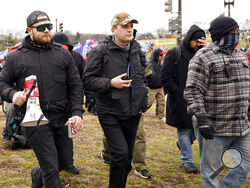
left=32, top=30, right=51, bottom=45
left=29, top=38, right=51, bottom=49
left=33, top=35, right=51, bottom=45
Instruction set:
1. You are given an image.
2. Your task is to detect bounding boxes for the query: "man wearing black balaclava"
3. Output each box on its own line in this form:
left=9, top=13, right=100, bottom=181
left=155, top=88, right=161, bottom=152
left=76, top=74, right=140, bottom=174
left=184, top=16, right=250, bottom=188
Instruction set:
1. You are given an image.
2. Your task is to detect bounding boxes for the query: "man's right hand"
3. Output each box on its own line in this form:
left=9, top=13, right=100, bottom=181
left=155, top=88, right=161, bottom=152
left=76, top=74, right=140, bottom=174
left=12, top=91, right=26, bottom=107
left=197, top=116, right=214, bottom=140
left=110, top=73, right=132, bottom=89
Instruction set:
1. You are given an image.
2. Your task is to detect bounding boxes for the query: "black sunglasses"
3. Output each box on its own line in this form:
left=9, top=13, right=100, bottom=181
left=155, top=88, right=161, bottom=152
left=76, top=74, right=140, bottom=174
left=31, top=23, right=53, bottom=32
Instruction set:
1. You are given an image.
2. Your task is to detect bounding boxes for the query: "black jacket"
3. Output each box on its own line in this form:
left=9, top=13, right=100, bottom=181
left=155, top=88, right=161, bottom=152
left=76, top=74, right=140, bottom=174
left=82, top=36, right=148, bottom=116
left=148, top=48, right=163, bottom=89
left=161, top=25, right=205, bottom=129
left=0, top=36, right=84, bottom=125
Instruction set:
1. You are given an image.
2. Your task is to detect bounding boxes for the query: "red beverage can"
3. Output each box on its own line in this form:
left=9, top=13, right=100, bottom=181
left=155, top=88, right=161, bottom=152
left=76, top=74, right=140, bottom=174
left=68, top=118, right=77, bottom=138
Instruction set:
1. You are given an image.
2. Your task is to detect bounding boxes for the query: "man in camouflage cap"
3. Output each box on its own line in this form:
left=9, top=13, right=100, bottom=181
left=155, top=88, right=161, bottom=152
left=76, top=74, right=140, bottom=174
left=111, top=12, right=138, bottom=26
left=100, top=12, right=152, bottom=180
left=83, top=12, right=148, bottom=187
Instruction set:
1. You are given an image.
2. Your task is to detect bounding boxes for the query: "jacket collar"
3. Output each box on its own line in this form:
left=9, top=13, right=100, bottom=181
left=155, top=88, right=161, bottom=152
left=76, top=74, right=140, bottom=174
left=104, top=35, right=141, bottom=54
left=22, top=35, right=52, bottom=51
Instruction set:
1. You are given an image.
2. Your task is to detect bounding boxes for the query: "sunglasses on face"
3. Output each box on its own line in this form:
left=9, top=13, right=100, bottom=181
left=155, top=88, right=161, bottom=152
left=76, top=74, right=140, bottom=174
left=31, top=23, right=53, bottom=32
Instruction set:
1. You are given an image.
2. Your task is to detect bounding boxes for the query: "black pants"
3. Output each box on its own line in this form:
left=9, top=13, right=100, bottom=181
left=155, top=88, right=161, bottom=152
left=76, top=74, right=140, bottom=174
left=24, top=123, right=74, bottom=188
left=98, top=113, right=141, bottom=188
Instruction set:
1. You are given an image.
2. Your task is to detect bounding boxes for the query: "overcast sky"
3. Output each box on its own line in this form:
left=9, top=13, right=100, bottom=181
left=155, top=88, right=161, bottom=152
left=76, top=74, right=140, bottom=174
left=0, top=0, right=249, bottom=36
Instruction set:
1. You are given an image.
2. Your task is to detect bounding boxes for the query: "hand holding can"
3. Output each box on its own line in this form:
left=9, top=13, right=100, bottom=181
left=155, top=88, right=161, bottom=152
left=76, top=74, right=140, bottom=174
left=68, top=117, right=77, bottom=138
left=66, top=116, right=84, bottom=138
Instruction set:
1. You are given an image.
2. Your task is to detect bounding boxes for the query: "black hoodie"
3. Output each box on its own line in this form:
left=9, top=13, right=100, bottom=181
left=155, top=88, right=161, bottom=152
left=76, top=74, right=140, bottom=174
left=148, top=48, right=163, bottom=89
left=160, top=25, right=206, bottom=129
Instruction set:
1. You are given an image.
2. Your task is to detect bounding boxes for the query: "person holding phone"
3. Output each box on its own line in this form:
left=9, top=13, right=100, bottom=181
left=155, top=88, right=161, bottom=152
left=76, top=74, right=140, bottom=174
left=82, top=12, right=148, bottom=188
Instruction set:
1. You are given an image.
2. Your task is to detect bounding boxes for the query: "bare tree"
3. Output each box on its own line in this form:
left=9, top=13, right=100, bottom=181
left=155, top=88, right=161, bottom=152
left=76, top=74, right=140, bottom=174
left=156, top=27, right=168, bottom=38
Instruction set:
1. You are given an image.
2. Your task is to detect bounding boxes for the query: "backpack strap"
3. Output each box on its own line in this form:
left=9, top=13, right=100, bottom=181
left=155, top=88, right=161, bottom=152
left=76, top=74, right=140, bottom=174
left=175, top=46, right=181, bottom=65
left=99, top=41, right=108, bottom=63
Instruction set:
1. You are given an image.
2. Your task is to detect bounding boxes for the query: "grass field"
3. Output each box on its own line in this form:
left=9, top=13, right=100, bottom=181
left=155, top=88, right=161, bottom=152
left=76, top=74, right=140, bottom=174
left=0, top=36, right=249, bottom=187
left=0, top=104, right=249, bottom=188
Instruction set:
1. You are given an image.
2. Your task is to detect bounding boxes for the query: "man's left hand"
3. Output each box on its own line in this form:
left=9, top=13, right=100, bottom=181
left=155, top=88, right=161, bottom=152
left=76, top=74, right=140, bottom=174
left=65, top=116, right=84, bottom=132
left=197, top=116, right=214, bottom=140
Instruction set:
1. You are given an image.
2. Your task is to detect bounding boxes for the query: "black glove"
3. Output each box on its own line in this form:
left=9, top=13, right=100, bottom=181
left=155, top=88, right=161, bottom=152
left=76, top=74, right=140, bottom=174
left=0, top=96, right=3, bottom=105
left=197, top=116, right=214, bottom=140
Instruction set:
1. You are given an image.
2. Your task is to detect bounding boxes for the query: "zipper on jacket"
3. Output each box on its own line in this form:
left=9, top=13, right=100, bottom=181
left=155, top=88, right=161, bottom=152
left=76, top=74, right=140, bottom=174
left=38, top=51, right=48, bottom=119
left=46, top=102, right=49, bottom=119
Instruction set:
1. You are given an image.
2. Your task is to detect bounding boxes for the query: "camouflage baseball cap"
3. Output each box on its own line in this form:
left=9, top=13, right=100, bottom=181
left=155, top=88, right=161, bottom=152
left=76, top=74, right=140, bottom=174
left=111, top=12, right=138, bottom=27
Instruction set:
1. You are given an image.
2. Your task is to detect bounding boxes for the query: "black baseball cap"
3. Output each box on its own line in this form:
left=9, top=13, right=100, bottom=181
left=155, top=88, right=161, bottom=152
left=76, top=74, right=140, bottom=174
left=26, top=10, right=50, bottom=27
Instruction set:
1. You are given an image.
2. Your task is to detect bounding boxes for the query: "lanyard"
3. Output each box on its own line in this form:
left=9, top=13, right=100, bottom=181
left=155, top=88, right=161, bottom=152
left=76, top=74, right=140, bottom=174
left=127, top=62, right=130, bottom=76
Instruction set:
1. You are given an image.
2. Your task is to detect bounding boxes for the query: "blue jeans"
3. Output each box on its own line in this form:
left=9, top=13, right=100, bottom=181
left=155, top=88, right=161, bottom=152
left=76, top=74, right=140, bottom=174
left=199, top=132, right=250, bottom=188
left=192, top=117, right=203, bottom=159
left=177, top=128, right=196, bottom=164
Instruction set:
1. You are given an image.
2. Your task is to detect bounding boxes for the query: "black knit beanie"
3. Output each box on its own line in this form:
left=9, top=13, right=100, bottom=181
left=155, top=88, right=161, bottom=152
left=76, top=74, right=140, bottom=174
left=52, top=32, right=73, bottom=50
left=209, top=16, right=239, bottom=42
left=190, top=30, right=206, bottom=41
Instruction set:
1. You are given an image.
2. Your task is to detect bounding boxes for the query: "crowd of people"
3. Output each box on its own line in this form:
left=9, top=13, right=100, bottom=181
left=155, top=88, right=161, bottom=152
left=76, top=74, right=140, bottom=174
left=0, top=9, right=250, bottom=188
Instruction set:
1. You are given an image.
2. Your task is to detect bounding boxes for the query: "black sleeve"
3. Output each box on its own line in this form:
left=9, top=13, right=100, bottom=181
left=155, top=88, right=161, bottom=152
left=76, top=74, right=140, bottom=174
left=0, top=51, right=20, bottom=102
left=64, top=51, right=84, bottom=117
left=71, top=51, right=85, bottom=79
left=82, top=44, right=111, bottom=94
left=139, top=49, right=146, bottom=68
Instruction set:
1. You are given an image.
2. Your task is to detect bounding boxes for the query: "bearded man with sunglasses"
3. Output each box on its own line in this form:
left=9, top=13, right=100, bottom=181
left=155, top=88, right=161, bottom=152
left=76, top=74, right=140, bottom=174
left=0, top=11, right=84, bottom=188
